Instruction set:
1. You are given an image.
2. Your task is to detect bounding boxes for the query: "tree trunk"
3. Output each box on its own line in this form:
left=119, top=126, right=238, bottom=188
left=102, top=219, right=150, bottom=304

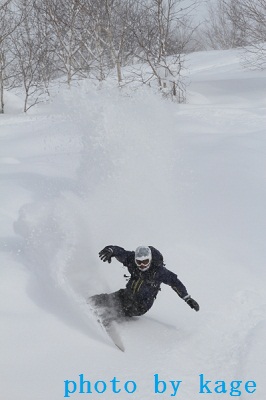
left=0, top=68, right=4, bottom=114
left=24, top=88, right=29, bottom=113
left=116, top=59, right=122, bottom=84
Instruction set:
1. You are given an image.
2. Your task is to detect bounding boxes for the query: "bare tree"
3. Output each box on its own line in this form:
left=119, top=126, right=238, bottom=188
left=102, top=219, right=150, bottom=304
left=81, top=0, right=139, bottom=85
left=31, top=0, right=58, bottom=95
left=73, top=1, right=107, bottom=81
left=0, top=48, right=6, bottom=113
left=226, top=0, right=266, bottom=69
left=80, top=1, right=110, bottom=81
left=128, top=0, right=198, bottom=101
left=38, top=0, right=91, bottom=86
left=201, top=0, right=248, bottom=50
left=0, top=0, right=24, bottom=113
left=9, top=0, right=52, bottom=112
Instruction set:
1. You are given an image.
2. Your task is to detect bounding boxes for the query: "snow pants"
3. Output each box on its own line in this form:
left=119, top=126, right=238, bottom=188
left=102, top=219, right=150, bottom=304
left=89, top=289, right=151, bottom=319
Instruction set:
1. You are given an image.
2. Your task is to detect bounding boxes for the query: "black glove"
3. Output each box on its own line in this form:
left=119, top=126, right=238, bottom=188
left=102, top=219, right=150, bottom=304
left=184, top=295, right=200, bottom=312
left=99, top=246, right=114, bottom=263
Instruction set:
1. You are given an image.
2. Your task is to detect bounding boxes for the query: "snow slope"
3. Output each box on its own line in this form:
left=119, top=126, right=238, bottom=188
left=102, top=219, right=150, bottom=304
left=1, top=48, right=266, bottom=400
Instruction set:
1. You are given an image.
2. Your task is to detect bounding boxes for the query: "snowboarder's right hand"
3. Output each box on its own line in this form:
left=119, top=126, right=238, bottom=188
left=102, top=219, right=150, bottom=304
left=99, top=246, right=114, bottom=263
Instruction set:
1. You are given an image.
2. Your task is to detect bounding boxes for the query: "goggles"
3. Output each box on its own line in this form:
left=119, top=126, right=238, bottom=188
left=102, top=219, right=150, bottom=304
left=135, top=258, right=150, bottom=266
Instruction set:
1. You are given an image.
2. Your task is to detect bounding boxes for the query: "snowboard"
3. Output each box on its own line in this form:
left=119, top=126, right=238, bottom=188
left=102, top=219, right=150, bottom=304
left=87, top=299, right=125, bottom=352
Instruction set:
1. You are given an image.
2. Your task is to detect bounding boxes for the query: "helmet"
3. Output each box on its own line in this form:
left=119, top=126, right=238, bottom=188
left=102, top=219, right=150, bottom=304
left=135, top=246, right=152, bottom=271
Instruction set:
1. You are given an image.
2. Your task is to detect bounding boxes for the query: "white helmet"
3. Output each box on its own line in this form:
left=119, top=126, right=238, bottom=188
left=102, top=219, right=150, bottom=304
left=135, top=246, right=152, bottom=271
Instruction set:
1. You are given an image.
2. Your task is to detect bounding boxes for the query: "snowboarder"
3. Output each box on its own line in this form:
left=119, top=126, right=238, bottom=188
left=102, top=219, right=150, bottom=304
left=89, top=245, right=199, bottom=322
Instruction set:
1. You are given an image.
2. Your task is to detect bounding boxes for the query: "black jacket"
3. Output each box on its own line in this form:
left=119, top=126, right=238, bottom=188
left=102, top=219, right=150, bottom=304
left=111, top=245, right=189, bottom=312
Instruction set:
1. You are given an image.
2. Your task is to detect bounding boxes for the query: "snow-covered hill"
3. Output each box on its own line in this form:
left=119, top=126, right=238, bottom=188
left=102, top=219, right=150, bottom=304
left=1, top=48, right=266, bottom=400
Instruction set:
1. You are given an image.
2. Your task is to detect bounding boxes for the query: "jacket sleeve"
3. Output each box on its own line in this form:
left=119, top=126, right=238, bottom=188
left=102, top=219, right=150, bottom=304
left=159, top=267, right=189, bottom=299
left=110, top=246, right=134, bottom=266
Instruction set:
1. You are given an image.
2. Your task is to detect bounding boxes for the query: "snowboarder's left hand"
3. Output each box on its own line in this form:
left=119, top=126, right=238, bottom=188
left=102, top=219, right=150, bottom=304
left=99, top=246, right=114, bottom=263
left=184, top=296, right=200, bottom=311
